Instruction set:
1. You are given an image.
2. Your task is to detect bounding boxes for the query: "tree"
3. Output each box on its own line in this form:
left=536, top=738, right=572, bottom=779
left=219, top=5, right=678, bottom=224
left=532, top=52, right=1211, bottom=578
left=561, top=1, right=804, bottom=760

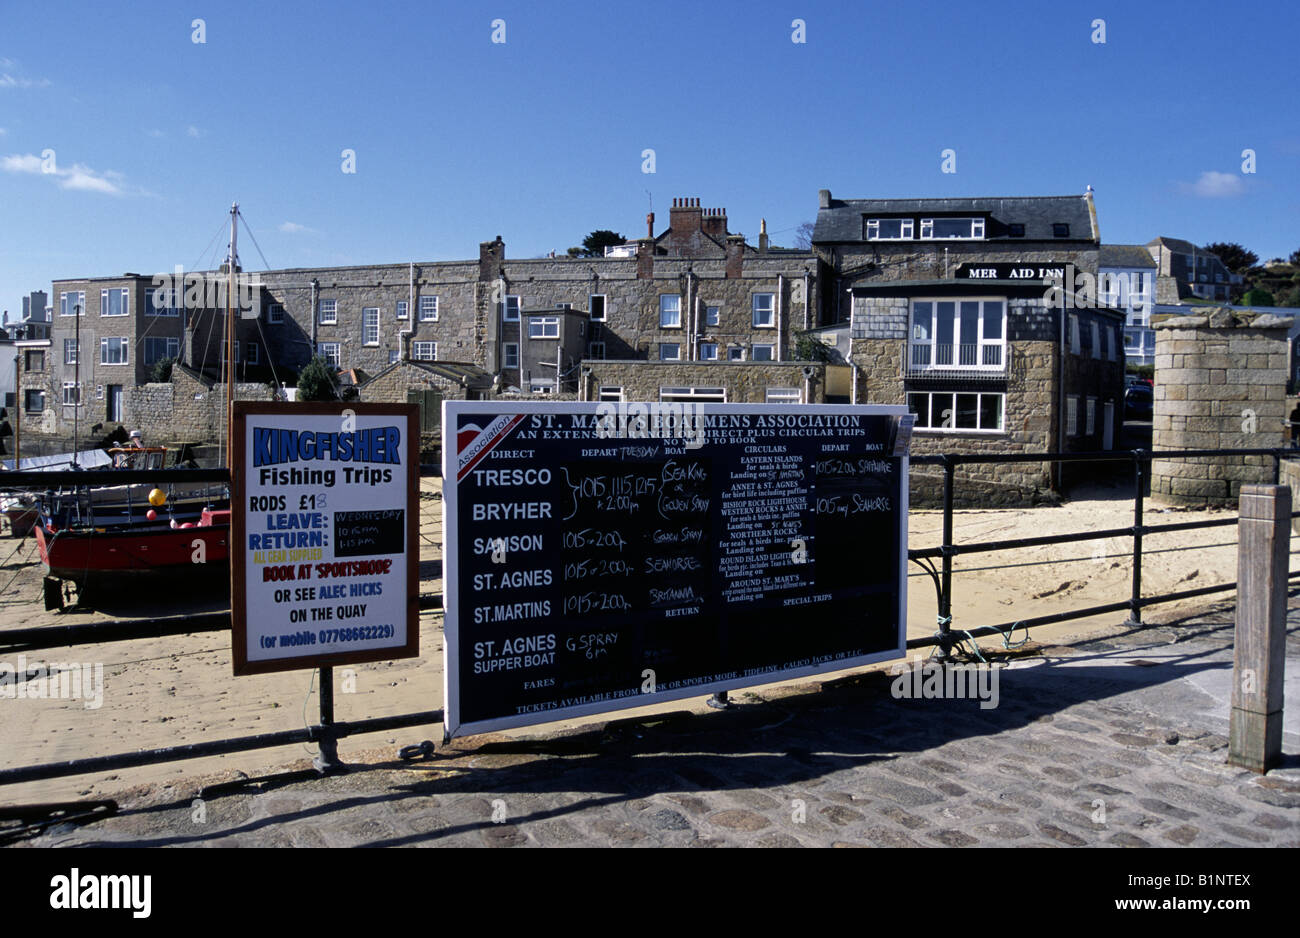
left=793, top=331, right=836, bottom=362
left=794, top=221, right=815, bottom=250
left=1290, top=248, right=1300, bottom=266
left=579, top=230, right=626, bottom=258
left=1202, top=242, right=1258, bottom=274
left=1240, top=287, right=1275, bottom=307
left=149, top=357, right=175, bottom=383
left=296, top=355, right=339, bottom=401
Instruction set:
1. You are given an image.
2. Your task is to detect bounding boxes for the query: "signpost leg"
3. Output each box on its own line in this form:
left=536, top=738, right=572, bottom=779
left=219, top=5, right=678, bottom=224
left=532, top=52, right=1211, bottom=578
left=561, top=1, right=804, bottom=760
left=707, top=691, right=733, bottom=710
left=313, top=666, right=347, bottom=775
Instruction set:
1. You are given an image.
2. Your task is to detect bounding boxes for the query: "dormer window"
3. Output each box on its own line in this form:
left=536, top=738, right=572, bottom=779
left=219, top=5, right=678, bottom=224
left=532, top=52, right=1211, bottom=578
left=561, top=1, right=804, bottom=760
left=920, top=217, right=985, bottom=240
left=1052, top=223, right=1070, bottom=238
left=864, top=218, right=914, bottom=240
left=1007, top=224, right=1025, bottom=238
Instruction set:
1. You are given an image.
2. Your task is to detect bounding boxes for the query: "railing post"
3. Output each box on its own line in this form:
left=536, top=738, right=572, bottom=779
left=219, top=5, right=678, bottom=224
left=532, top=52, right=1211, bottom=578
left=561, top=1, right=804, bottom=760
left=935, top=456, right=956, bottom=661
left=1229, top=485, right=1290, bottom=773
left=313, top=665, right=346, bottom=774
left=1125, top=449, right=1145, bottom=627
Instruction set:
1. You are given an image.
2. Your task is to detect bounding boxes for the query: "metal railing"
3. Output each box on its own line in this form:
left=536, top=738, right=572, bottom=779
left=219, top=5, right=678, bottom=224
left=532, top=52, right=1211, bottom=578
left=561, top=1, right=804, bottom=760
left=0, top=448, right=1294, bottom=790
left=905, top=446, right=1297, bottom=660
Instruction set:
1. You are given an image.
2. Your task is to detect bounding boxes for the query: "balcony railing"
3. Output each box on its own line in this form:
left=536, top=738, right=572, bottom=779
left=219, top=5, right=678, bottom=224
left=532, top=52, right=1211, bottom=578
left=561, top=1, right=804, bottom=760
left=907, top=342, right=1005, bottom=376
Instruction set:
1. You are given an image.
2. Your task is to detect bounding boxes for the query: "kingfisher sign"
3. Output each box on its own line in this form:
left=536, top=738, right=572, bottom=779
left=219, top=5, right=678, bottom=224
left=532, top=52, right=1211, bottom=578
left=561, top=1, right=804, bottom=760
left=231, top=402, right=420, bottom=676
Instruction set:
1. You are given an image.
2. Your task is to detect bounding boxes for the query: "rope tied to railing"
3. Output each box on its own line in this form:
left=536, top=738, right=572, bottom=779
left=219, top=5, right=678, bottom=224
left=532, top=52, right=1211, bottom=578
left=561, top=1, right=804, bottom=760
left=1001, top=621, right=1030, bottom=649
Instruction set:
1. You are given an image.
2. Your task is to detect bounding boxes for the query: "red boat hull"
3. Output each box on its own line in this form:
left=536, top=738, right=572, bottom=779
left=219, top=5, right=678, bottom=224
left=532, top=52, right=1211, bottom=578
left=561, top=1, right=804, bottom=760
left=35, top=513, right=230, bottom=587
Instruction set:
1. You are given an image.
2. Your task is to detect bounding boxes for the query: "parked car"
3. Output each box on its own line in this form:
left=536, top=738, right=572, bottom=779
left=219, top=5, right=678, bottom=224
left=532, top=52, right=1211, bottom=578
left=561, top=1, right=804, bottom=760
left=1124, top=385, right=1153, bottom=420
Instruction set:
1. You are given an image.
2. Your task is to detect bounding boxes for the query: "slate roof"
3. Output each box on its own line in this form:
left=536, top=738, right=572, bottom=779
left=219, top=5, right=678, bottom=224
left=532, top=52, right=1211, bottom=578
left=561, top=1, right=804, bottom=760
left=813, top=194, right=1095, bottom=244
left=1099, top=244, right=1157, bottom=268
left=361, top=359, right=495, bottom=391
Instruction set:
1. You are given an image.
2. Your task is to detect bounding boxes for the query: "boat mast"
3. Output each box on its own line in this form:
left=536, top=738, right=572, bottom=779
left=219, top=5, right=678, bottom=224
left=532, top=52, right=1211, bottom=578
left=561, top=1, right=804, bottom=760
left=223, top=202, right=238, bottom=469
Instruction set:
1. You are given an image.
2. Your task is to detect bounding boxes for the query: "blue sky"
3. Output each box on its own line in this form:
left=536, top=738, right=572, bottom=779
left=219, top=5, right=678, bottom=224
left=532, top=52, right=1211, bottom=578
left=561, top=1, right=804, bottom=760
left=2, top=0, right=1297, bottom=317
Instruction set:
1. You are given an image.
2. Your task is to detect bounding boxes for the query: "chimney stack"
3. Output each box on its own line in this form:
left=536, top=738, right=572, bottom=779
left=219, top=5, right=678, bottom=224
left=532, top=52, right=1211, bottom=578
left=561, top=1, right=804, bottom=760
left=479, top=236, right=505, bottom=281
left=646, top=212, right=655, bottom=239
left=759, top=218, right=769, bottom=253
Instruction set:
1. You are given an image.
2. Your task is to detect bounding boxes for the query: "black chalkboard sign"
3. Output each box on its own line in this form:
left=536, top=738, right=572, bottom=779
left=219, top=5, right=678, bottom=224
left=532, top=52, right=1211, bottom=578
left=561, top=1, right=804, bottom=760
left=442, top=403, right=910, bottom=738
left=334, top=509, right=405, bottom=558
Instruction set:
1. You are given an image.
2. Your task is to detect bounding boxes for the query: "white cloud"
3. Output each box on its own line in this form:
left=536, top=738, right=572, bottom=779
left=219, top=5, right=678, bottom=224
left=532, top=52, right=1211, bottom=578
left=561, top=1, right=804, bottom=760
left=186, top=125, right=202, bottom=138
left=1186, top=171, right=1245, bottom=198
left=147, top=128, right=166, bottom=138
left=0, top=128, right=7, bottom=135
left=279, top=221, right=319, bottom=234
left=1, top=152, right=123, bottom=195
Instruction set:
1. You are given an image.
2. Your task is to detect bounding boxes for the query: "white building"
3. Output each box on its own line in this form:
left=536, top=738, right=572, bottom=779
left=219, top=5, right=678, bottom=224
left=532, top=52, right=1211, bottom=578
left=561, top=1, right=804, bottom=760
left=1099, top=244, right=1158, bottom=366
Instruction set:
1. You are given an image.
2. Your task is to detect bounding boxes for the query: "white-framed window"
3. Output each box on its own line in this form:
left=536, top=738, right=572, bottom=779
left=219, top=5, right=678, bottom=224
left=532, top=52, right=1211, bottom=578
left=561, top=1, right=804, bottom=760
left=752, top=293, right=775, bottom=328
left=388, top=350, right=399, bottom=365
left=530, top=380, right=555, bottom=395
left=143, top=336, right=180, bottom=365
left=1086, top=397, right=1097, bottom=436
left=1066, top=396, right=1079, bottom=436
left=751, top=344, right=775, bottom=362
left=62, top=382, right=82, bottom=406
left=1069, top=314, right=1081, bottom=355
left=920, top=217, right=985, bottom=240
left=396, top=300, right=408, bottom=321
left=1090, top=321, right=1101, bottom=360
left=101, top=287, right=129, bottom=317
left=528, top=316, right=560, bottom=339
left=908, top=391, right=1005, bottom=433
left=419, top=296, right=438, bottom=321
left=246, top=342, right=259, bottom=364
left=64, top=338, right=79, bottom=365
left=318, top=299, right=337, bottom=324
left=266, top=302, right=284, bottom=324
left=221, top=339, right=239, bottom=363
left=659, top=294, right=681, bottom=329
left=503, top=343, right=519, bottom=369
left=705, top=305, right=720, bottom=327
left=60, top=291, right=85, bottom=317
left=149, top=288, right=180, bottom=317
left=659, top=343, right=681, bottom=361
left=660, top=386, right=726, bottom=403
left=501, top=295, right=520, bottom=322
left=598, top=386, right=623, bottom=402
left=864, top=218, right=914, bottom=240
left=95, top=384, right=104, bottom=401
left=699, top=342, right=719, bottom=360
left=587, top=341, right=605, bottom=359
left=766, top=387, right=801, bottom=404
left=909, top=299, right=1005, bottom=369
left=317, top=342, right=341, bottom=367
left=728, top=347, right=745, bottom=361
left=413, top=341, right=437, bottom=361
left=363, top=307, right=380, bottom=346
left=589, top=294, right=606, bottom=321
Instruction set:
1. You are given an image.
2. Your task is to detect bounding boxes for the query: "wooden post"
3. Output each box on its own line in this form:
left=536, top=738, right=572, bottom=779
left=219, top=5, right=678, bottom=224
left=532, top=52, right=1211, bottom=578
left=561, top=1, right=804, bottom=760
left=1229, top=484, right=1290, bottom=773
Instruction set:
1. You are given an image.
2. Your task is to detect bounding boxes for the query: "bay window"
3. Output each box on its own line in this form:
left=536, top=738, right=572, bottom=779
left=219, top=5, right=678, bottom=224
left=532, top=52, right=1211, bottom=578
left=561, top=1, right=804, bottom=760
left=909, top=299, right=1005, bottom=370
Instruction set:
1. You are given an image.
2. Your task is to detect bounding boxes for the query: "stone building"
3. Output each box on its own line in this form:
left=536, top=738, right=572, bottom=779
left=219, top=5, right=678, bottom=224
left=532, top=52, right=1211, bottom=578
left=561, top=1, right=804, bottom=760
left=1146, top=238, right=1243, bottom=304
left=1150, top=308, right=1291, bottom=505
left=812, top=189, right=1127, bottom=504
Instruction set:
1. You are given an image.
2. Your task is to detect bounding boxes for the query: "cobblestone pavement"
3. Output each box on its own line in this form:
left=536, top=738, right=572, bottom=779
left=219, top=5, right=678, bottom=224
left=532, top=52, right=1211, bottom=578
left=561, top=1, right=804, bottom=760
left=16, top=606, right=1300, bottom=848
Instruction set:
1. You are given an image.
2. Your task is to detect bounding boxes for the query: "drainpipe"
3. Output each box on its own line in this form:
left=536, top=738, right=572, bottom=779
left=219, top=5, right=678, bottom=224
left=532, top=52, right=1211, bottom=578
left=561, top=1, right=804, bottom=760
left=1057, top=298, right=1066, bottom=490
left=803, top=269, right=811, bottom=330
left=777, top=274, right=785, bottom=361
left=310, top=278, right=319, bottom=351
left=851, top=361, right=859, bottom=404
left=398, top=262, right=415, bottom=361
